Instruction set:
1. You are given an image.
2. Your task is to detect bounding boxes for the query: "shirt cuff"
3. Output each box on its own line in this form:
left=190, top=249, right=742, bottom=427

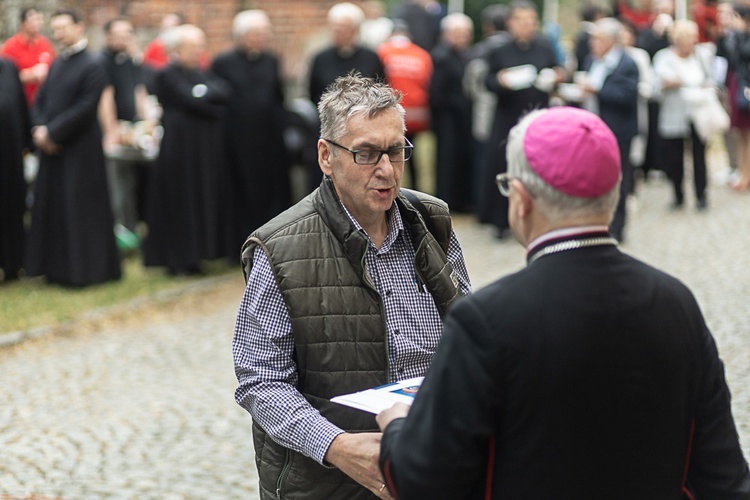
left=306, top=419, right=345, bottom=466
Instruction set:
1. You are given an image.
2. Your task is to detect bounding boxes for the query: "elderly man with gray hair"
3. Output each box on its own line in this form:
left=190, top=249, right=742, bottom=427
left=308, top=2, right=385, bottom=107
left=577, top=17, right=639, bottom=243
left=377, top=106, right=750, bottom=499
left=233, top=73, right=471, bottom=499
left=211, top=10, right=291, bottom=251
left=430, top=12, right=475, bottom=213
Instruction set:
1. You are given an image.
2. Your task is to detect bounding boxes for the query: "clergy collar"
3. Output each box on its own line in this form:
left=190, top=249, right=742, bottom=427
left=336, top=45, right=357, bottom=58
left=513, top=37, right=534, bottom=50
left=59, top=38, right=88, bottom=60
left=526, top=225, right=615, bottom=264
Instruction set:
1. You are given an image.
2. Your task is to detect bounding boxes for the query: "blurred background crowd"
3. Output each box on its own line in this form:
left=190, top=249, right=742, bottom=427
left=0, top=0, right=748, bottom=288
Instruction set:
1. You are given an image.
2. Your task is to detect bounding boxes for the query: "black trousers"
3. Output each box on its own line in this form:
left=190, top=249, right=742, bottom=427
left=610, top=138, right=633, bottom=241
left=662, top=124, right=707, bottom=205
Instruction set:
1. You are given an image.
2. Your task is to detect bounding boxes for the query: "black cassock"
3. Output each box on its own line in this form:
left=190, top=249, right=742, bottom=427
left=478, top=37, right=557, bottom=234
left=26, top=49, right=121, bottom=287
left=211, top=49, right=291, bottom=251
left=430, top=43, right=474, bottom=213
left=0, top=58, right=30, bottom=281
left=143, top=64, right=230, bottom=273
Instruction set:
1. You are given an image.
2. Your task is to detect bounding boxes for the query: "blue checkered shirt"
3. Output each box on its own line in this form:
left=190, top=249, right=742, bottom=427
left=232, top=201, right=471, bottom=464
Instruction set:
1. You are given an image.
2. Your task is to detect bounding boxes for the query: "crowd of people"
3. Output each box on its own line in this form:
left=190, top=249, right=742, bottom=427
left=1, top=0, right=749, bottom=287
left=1, top=2, right=748, bottom=498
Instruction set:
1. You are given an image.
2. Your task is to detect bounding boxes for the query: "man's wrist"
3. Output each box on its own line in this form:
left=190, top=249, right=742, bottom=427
left=311, top=424, right=345, bottom=467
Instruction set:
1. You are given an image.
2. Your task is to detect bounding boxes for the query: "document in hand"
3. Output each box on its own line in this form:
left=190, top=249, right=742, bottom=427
left=330, top=377, right=424, bottom=414
left=502, top=64, right=538, bottom=90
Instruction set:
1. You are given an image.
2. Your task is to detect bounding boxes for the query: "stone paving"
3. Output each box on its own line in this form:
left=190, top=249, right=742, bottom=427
left=1, top=167, right=749, bottom=498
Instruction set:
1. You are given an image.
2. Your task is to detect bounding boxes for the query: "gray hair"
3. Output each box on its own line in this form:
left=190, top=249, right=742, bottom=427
left=668, top=19, right=698, bottom=44
left=328, top=2, right=365, bottom=26
left=506, top=109, right=620, bottom=223
left=593, top=17, right=622, bottom=41
left=318, top=73, right=405, bottom=142
left=233, top=10, right=270, bottom=40
left=440, top=12, right=473, bottom=32
left=163, top=24, right=204, bottom=52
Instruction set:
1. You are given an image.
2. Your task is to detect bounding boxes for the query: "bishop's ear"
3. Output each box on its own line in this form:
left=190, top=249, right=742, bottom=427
left=512, top=179, right=534, bottom=218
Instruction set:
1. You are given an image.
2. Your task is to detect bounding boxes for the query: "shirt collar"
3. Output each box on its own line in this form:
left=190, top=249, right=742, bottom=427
left=339, top=200, right=403, bottom=253
left=59, top=38, right=88, bottom=60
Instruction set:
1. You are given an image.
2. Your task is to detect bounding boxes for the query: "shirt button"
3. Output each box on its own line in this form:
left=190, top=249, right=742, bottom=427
left=398, top=367, right=404, bottom=374
left=386, top=289, right=392, bottom=297
left=394, top=329, right=400, bottom=335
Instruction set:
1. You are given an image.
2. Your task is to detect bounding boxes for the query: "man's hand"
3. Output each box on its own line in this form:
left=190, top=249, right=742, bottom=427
left=376, top=402, right=411, bottom=432
left=324, top=432, right=395, bottom=499
left=32, top=126, right=62, bottom=156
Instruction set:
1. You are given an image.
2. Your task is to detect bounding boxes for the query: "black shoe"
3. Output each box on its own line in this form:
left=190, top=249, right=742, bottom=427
left=669, top=200, right=684, bottom=211
left=494, top=228, right=509, bottom=240
left=696, top=198, right=707, bottom=211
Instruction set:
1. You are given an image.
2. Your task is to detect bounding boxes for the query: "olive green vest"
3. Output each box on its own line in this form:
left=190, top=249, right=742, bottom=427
left=241, top=178, right=462, bottom=500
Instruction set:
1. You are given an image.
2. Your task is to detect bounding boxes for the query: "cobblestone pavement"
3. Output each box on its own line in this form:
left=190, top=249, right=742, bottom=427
left=1, top=168, right=749, bottom=498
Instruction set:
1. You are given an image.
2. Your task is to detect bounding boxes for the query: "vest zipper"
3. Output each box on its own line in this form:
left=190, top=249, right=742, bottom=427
left=275, top=448, right=293, bottom=499
left=412, top=236, right=429, bottom=296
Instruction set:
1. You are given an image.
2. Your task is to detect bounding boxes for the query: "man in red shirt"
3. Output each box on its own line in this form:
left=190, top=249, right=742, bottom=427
left=142, top=12, right=184, bottom=70
left=1, top=7, right=55, bottom=105
left=377, top=21, right=433, bottom=190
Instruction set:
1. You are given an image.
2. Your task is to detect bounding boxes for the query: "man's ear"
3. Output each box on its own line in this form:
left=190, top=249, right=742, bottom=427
left=318, top=139, right=333, bottom=176
left=513, top=180, right=534, bottom=218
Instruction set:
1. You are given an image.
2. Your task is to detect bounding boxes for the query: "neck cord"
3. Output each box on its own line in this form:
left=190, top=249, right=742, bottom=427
left=527, top=236, right=618, bottom=266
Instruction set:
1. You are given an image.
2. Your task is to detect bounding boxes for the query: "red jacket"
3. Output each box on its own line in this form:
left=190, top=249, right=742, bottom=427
left=378, top=36, right=433, bottom=134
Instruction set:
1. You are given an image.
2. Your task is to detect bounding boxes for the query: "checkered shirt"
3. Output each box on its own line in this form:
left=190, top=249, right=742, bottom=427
left=232, top=201, right=471, bottom=464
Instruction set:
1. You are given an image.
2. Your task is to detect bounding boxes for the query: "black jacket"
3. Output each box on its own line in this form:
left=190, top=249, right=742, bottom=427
left=381, top=235, right=750, bottom=499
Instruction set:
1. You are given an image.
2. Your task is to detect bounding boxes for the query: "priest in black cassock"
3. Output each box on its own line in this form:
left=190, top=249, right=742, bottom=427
left=26, top=8, right=121, bottom=287
left=308, top=3, right=385, bottom=106
left=306, top=3, right=385, bottom=193
left=0, top=57, right=30, bottom=282
left=143, top=25, right=231, bottom=276
left=478, top=1, right=561, bottom=238
left=430, top=13, right=475, bottom=213
left=211, top=10, right=291, bottom=251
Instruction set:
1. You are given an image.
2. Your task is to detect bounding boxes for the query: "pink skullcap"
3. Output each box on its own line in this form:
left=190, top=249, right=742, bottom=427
left=523, top=107, right=621, bottom=198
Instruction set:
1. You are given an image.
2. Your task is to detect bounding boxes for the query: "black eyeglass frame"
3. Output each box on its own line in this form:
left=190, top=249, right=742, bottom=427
left=323, top=137, right=414, bottom=165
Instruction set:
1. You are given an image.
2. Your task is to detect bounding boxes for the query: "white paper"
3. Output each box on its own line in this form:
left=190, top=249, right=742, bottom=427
left=502, top=64, right=538, bottom=91
left=331, top=377, right=424, bottom=414
left=558, top=83, right=584, bottom=102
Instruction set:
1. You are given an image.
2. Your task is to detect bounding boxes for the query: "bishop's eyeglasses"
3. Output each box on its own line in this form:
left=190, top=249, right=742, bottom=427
left=324, top=137, right=414, bottom=165
left=496, top=173, right=513, bottom=197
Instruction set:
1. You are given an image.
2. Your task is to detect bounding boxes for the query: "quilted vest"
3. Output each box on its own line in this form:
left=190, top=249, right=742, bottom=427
left=241, top=178, right=462, bottom=500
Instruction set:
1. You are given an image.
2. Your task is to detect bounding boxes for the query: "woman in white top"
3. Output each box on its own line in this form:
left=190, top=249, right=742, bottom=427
left=621, top=22, right=653, bottom=178
left=653, top=20, right=714, bottom=209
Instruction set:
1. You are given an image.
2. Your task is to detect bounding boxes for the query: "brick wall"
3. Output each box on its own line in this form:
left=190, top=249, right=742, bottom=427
left=76, top=0, right=348, bottom=90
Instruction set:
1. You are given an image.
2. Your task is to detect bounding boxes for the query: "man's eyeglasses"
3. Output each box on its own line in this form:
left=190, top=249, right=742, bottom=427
left=496, top=173, right=513, bottom=197
left=324, top=137, right=414, bottom=165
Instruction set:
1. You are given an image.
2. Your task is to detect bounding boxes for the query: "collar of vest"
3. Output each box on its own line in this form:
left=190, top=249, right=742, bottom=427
left=312, top=177, right=434, bottom=266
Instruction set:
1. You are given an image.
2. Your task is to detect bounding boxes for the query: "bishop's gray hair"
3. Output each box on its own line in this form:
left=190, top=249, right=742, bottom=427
left=318, top=73, right=405, bottom=142
left=505, top=109, right=620, bottom=223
